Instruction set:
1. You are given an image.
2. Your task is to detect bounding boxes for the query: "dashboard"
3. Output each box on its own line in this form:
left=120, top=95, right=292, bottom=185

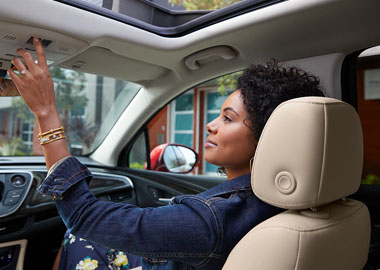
left=0, top=165, right=136, bottom=270
left=0, top=157, right=214, bottom=269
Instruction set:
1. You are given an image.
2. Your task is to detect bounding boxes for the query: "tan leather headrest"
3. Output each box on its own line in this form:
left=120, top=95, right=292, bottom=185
left=252, top=97, right=363, bottom=209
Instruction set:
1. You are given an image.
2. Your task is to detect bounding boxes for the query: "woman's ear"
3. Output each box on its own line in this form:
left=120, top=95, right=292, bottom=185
left=243, top=118, right=255, bottom=134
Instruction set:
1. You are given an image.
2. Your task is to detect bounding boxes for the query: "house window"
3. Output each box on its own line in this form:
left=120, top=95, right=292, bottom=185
left=21, top=120, right=34, bottom=151
left=171, top=91, right=194, bottom=148
left=203, top=91, right=231, bottom=174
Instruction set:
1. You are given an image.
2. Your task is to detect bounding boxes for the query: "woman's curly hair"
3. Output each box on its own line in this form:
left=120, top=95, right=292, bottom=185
left=238, top=60, right=325, bottom=141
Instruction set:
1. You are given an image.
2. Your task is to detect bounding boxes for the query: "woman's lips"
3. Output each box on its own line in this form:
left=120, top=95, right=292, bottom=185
left=205, top=140, right=217, bottom=148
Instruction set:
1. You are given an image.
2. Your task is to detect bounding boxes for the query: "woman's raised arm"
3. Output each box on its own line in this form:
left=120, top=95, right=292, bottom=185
left=8, top=37, right=70, bottom=169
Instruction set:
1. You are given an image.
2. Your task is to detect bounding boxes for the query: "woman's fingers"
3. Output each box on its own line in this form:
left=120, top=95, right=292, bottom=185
left=16, top=48, right=36, bottom=71
left=7, top=68, right=22, bottom=87
left=33, top=37, right=48, bottom=69
left=12, top=37, right=48, bottom=75
left=11, top=57, right=28, bottom=74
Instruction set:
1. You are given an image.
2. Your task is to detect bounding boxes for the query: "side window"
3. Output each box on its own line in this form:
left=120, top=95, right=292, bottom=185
left=129, top=132, right=147, bottom=170
left=129, top=71, right=242, bottom=175
left=357, top=46, right=380, bottom=185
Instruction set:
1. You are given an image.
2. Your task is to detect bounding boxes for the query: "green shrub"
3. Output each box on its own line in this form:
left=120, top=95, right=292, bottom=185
left=361, top=174, right=380, bottom=185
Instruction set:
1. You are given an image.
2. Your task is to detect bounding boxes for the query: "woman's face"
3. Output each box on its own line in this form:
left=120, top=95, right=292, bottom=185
left=204, top=90, right=257, bottom=179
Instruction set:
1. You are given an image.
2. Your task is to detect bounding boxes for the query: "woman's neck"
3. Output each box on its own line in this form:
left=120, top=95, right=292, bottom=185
left=226, top=167, right=251, bottom=180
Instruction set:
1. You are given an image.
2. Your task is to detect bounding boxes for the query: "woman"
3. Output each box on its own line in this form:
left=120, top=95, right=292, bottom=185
left=9, top=37, right=324, bottom=270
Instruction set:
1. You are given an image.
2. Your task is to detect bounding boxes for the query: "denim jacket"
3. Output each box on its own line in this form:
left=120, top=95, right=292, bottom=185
left=38, top=157, right=282, bottom=270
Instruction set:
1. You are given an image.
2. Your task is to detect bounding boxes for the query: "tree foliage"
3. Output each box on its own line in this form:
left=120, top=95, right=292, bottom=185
left=168, top=0, right=242, bottom=10
left=0, top=136, right=24, bottom=156
left=9, top=68, right=88, bottom=154
left=217, top=71, right=243, bottom=95
left=50, top=67, right=88, bottom=117
left=48, top=68, right=88, bottom=141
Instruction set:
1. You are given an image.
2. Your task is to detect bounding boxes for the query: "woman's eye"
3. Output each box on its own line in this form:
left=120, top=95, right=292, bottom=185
left=223, top=115, right=232, bottom=122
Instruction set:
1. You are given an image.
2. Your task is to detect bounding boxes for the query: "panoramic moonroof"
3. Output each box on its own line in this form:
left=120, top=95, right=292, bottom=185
left=80, top=0, right=244, bottom=11
left=56, top=0, right=286, bottom=37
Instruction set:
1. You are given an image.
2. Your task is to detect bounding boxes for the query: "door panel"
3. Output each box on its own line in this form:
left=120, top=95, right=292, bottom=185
left=116, top=167, right=225, bottom=207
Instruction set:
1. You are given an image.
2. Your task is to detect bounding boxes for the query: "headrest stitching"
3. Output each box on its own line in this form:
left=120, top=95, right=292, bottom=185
left=252, top=196, right=316, bottom=207
left=317, top=103, right=327, bottom=201
left=253, top=202, right=365, bottom=232
left=286, top=101, right=343, bottom=106
left=294, top=231, right=301, bottom=270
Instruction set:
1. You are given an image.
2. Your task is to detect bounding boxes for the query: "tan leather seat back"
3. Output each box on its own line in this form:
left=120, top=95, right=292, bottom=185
left=223, top=200, right=370, bottom=270
left=223, top=97, right=371, bottom=270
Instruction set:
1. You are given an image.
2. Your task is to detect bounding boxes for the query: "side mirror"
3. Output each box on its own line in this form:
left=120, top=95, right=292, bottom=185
left=150, top=144, right=198, bottom=173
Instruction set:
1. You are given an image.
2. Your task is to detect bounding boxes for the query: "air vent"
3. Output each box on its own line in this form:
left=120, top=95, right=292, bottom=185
left=2, top=35, right=16, bottom=41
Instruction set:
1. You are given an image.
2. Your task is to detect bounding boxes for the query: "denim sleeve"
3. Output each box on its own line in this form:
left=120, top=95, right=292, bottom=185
left=38, top=156, right=91, bottom=199
left=39, top=157, right=218, bottom=261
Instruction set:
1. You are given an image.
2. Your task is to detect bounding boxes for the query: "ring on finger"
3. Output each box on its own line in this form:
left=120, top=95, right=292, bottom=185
left=20, top=69, right=28, bottom=75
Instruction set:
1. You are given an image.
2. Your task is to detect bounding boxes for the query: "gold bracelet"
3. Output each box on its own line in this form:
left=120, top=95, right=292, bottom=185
left=39, top=130, right=64, bottom=142
left=38, top=127, right=64, bottom=139
left=38, top=127, right=66, bottom=145
left=40, top=133, right=66, bottom=145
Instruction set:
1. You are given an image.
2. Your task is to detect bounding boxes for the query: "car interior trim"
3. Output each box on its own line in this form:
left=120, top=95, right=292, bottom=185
left=0, top=239, right=27, bottom=270
left=91, top=172, right=134, bottom=189
left=341, top=50, right=364, bottom=110
left=0, top=171, right=33, bottom=219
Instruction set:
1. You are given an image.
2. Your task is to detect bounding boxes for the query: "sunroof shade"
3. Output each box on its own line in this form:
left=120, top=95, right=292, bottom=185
left=56, top=0, right=286, bottom=37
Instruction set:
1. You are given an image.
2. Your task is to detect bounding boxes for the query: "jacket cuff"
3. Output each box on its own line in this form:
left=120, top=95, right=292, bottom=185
left=38, top=156, right=92, bottom=199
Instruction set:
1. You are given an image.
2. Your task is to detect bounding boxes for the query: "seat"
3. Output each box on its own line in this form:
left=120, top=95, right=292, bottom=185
left=223, top=97, right=371, bottom=270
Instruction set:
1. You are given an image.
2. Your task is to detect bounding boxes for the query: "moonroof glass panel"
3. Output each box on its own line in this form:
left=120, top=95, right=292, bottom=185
left=81, top=0, right=103, bottom=6
left=56, top=0, right=285, bottom=37
left=79, top=0, right=243, bottom=11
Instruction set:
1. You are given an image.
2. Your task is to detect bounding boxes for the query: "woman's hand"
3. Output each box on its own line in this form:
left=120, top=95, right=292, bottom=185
left=7, top=37, right=70, bottom=169
left=0, top=78, right=20, bottom=96
left=7, top=37, right=57, bottom=118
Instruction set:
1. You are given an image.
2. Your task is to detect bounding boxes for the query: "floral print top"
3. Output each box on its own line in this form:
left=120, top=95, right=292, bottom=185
left=59, top=231, right=141, bottom=270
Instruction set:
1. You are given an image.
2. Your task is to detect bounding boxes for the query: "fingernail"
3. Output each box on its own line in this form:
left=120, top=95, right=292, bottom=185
left=34, top=37, right=40, bottom=42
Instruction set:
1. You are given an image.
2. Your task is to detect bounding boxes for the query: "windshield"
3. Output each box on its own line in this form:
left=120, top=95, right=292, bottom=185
left=0, top=67, right=140, bottom=156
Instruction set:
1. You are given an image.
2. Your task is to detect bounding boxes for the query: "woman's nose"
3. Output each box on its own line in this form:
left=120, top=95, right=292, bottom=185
left=206, top=118, right=218, bottom=134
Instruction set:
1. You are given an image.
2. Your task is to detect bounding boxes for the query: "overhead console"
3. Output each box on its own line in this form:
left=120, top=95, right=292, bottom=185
left=0, top=21, right=88, bottom=77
